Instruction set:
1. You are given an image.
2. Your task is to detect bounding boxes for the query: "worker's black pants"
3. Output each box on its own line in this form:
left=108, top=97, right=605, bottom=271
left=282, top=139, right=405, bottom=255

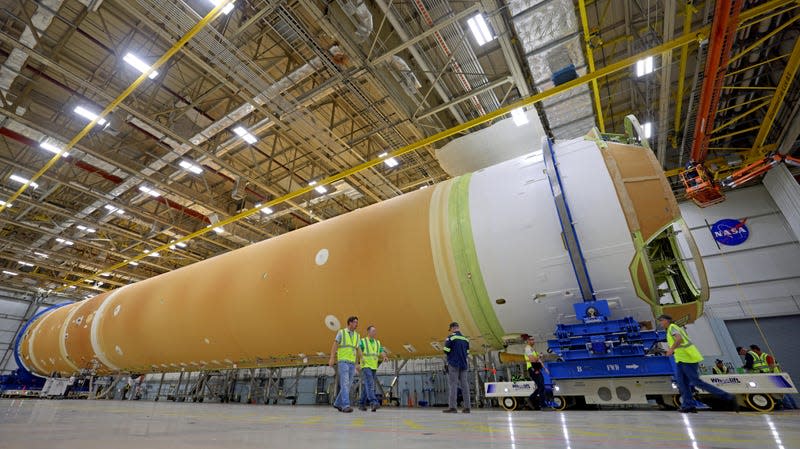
left=528, top=369, right=545, bottom=410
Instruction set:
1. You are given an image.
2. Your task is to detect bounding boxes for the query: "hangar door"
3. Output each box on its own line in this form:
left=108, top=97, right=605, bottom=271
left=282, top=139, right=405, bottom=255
left=725, top=315, right=800, bottom=392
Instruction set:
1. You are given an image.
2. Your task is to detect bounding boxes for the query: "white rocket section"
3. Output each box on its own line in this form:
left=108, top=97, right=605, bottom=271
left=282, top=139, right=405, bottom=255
left=468, top=139, right=644, bottom=339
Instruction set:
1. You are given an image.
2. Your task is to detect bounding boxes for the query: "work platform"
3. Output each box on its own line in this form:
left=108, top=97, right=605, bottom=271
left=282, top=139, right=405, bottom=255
left=0, top=399, right=797, bottom=449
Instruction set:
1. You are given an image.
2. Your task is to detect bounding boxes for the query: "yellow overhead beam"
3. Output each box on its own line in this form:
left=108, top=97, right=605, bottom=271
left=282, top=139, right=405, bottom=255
left=0, top=1, right=233, bottom=216
left=578, top=0, right=605, bottom=132
left=749, top=34, right=800, bottom=157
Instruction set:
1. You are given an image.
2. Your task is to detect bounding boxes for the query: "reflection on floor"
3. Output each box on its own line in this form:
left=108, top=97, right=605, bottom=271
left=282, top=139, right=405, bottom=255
left=1, top=399, right=798, bottom=449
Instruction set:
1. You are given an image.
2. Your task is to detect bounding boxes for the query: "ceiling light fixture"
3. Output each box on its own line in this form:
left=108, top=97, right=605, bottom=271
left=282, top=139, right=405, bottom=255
left=34, top=252, right=48, bottom=258
left=0, top=200, right=11, bottom=208
left=510, top=107, right=529, bottom=126
left=179, top=160, right=203, bottom=174
left=467, top=14, right=494, bottom=46
left=55, top=238, right=74, bottom=246
left=128, top=261, right=139, bottom=266
left=9, top=174, right=39, bottom=189
left=379, top=152, right=399, bottom=168
left=123, top=52, right=159, bottom=79
left=40, top=140, right=68, bottom=157
left=103, top=204, right=125, bottom=214
left=138, top=185, right=161, bottom=197
left=210, top=0, right=235, bottom=15
left=233, top=126, right=258, bottom=144
left=18, top=261, right=34, bottom=267
left=636, top=56, right=654, bottom=77
left=2, top=271, right=18, bottom=276
left=309, top=180, right=328, bottom=194
left=643, top=122, right=653, bottom=139
left=73, top=106, right=107, bottom=126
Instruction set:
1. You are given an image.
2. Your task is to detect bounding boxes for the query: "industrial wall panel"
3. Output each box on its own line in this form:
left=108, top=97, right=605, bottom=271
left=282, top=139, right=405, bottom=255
left=764, top=164, right=800, bottom=242
left=679, top=186, right=800, bottom=321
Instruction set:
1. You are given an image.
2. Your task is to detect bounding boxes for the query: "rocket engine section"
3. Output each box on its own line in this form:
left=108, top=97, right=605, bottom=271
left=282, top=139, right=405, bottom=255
left=16, top=133, right=707, bottom=376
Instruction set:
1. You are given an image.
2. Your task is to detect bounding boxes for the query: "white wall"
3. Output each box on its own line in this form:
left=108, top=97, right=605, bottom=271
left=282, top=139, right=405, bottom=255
left=678, top=185, right=800, bottom=365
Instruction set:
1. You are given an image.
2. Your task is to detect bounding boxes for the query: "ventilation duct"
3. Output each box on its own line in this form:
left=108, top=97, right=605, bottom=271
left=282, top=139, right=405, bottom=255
left=339, top=0, right=374, bottom=42
left=389, top=56, right=421, bottom=97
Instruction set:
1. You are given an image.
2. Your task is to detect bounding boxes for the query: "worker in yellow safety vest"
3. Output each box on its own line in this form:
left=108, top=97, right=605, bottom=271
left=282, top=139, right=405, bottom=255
left=358, top=325, right=389, bottom=412
left=329, top=316, right=361, bottom=413
left=658, top=314, right=738, bottom=413
left=712, top=359, right=730, bottom=375
left=748, top=345, right=773, bottom=373
left=523, top=334, right=546, bottom=410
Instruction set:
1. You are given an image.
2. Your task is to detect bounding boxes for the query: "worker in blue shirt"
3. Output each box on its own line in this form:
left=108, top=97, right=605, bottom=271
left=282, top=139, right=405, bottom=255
left=442, top=322, right=471, bottom=413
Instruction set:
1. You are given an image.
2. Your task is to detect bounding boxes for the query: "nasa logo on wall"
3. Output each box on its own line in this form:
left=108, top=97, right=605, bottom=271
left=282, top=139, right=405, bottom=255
left=710, top=218, right=749, bottom=246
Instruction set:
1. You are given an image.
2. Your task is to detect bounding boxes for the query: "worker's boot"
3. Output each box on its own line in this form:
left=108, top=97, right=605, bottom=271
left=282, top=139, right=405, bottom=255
left=442, top=408, right=457, bottom=413
left=461, top=408, right=471, bottom=414
left=359, top=404, right=367, bottom=411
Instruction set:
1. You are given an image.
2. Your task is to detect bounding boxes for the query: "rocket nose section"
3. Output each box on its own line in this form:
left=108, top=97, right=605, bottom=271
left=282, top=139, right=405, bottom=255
left=14, top=302, right=71, bottom=378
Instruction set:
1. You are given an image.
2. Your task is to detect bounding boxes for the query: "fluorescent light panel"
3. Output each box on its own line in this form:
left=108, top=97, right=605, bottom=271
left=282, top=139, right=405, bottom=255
left=73, top=106, right=107, bottom=125
left=9, top=174, right=38, bottom=189
left=314, top=185, right=328, bottom=194
left=2, top=270, right=17, bottom=276
left=0, top=200, right=11, bottom=207
left=128, top=261, right=139, bottom=266
left=179, top=160, right=203, bottom=174
left=511, top=107, right=529, bottom=126
left=211, top=0, right=235, bottom=14
left=123, top=53, right=158, bottom=79
left=467, top=14, right=493, bottom=46
left=55, top=238, right=74, bottom=246
left=138, top=185, right=161, bottom=197
left=18, top=261, right=34, bottom=267
left=34, top=252, right=48, bottom=258
left=643, top=122, right=653, bottom=139
left=213, top=226, right=225, bottom=234
left=104, top=204, right=124, bottom=214
left=76, top=225, right=96, bottom=233
left=233, top=126, right=257, bottom=144
left=378, top=152, right=399, bottom=168
left=40, top=141, right=67, bottom=156
left=636, top=56, right=654, bottom=77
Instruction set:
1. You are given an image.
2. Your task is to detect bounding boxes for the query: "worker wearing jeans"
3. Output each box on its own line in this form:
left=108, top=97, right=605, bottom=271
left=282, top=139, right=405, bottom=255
left=329, top=316, right=361, bottom=413
left=658, top=314, right=737, bottom=413
left=359, top=325, right=388, bottom=411
left=442, top=322, right=471, bottom=413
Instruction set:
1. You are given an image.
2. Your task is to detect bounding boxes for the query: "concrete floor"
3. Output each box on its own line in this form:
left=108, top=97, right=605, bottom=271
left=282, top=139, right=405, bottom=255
left=0, top=399, right=798, bottom=449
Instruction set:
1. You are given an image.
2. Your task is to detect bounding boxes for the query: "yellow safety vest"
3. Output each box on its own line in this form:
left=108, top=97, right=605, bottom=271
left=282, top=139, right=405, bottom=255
left=666, top=323, right=703, bottom=363
left=712, top=365, right=728, bottom=375
left=337, top=329, right=360, bottom=363
left=360, top=337, right=382, bottom=370
left=750, top=351, right=770, bottom=373
left=525, top=345, right=539, bottom=370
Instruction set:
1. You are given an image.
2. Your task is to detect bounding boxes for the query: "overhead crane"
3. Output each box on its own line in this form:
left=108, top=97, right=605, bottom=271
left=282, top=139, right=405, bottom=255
left=678, top=0, right=800, bottom=207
